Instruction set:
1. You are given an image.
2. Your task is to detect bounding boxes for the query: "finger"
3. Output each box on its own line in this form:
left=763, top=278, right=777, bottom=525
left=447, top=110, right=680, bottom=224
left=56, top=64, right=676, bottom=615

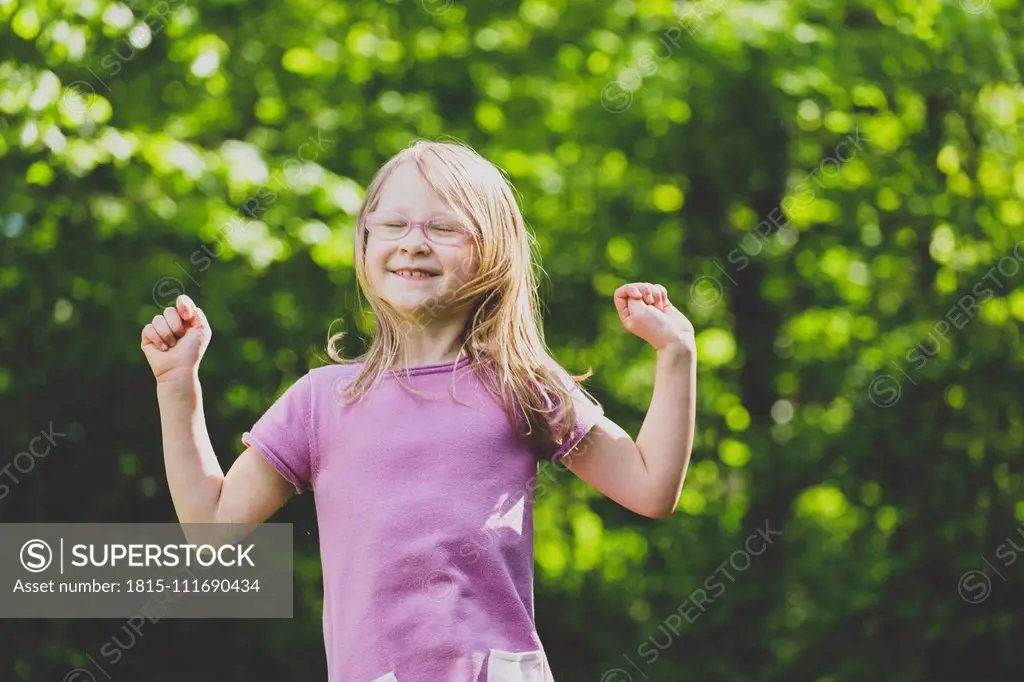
left=614, top=285, right=634, bottom=315
left=614, top=284, right=638, bottom=299
left=640, top=283, right=655, bottom=305
left=655, top=284, right=669, bottom=309
left=163, top=307, right=185, bottom=337
left=176, top=294, right=195, bottom=324
left=178, top=294, right=209, bottom=330
left=152, top=315, right=176, bottom=347
left=142, top=324, right=169, bottom=351
left=190, top=303, right=210, bottom=330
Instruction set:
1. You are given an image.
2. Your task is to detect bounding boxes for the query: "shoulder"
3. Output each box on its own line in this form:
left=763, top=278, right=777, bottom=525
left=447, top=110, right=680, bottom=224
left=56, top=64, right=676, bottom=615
left=306, top=362, right=363, bottom=396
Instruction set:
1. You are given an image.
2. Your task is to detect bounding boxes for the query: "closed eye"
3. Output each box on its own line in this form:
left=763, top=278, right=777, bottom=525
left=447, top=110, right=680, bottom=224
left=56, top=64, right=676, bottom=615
left=430, top=225, right=458, bottom=233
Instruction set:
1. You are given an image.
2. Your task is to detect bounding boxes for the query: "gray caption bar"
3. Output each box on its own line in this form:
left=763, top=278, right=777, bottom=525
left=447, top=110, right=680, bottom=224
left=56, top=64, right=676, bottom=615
left=0, top=523, right=293, bottom=618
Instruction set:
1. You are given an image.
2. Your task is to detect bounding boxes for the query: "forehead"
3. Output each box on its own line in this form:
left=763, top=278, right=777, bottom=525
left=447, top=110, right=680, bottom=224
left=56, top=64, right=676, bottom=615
left=375, top=161, right=454, bottom=215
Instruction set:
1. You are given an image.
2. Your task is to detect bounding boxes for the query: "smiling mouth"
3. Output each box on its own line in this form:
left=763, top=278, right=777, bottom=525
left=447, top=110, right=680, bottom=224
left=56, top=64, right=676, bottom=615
left=390, top=269, right=440, bottom=280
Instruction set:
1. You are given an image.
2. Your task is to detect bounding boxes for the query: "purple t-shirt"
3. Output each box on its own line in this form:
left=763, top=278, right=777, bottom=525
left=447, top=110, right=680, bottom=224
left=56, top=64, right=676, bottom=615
left=241, top=356, right=603, bottom=682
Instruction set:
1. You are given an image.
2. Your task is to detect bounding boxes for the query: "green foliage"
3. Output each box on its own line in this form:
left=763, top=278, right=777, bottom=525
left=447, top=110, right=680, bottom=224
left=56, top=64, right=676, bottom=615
left=2, top=0, right=1023, bottom=679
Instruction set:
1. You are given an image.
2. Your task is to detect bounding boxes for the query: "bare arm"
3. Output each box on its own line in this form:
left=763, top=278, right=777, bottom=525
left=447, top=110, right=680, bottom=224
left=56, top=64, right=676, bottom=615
left=564, top=343, right=696, bottom=518
left=562, top=282, right=697, bottom=519
left=156, top=375, right=294, bottom=531
left=142, top=295, right=295, bottom=545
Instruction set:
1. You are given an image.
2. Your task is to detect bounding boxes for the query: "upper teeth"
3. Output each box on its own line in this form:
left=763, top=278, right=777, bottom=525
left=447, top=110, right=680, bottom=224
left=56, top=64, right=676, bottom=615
left=397, top=270, right=433, bottom=277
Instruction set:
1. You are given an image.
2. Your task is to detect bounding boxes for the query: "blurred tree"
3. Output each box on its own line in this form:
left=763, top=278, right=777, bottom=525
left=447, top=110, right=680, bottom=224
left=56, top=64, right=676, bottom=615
left=1, top=0, right=1022, bottom=680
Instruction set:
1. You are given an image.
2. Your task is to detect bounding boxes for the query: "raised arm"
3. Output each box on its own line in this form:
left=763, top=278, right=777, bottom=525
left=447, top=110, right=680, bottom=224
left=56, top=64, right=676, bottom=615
left=142, top=295, right=295, bottom=543
left=560, top=282, right=697, bottom=518
left=156, top=376, right=294, bottom=527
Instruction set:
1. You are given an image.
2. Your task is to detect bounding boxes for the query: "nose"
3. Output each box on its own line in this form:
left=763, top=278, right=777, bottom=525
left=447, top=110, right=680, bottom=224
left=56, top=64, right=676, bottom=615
left=397, top=223, right=431, bottom=253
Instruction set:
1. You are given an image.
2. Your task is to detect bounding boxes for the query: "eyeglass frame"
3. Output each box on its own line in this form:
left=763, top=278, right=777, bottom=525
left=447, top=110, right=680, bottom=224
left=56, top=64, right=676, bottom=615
left=362, top=210, right=476, bottom=247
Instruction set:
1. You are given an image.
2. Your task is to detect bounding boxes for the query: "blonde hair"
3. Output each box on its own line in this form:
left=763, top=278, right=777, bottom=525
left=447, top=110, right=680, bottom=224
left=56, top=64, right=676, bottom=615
left=326, top=139, right=599, bottom=459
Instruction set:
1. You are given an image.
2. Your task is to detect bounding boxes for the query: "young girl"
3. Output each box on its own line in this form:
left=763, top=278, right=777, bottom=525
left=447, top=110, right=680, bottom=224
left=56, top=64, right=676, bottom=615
left=140, top=140, right=697, bottom=682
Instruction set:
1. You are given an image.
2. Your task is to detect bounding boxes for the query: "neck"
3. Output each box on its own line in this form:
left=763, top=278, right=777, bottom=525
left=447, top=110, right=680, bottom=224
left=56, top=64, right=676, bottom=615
left=392, top=311, right=469, bottom=368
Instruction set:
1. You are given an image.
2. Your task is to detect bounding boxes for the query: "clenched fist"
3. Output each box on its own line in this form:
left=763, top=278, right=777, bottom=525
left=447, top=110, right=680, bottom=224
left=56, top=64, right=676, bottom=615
left=141, top=294, right=212, bottom=383
left=614, top=282, right=696, bottom=354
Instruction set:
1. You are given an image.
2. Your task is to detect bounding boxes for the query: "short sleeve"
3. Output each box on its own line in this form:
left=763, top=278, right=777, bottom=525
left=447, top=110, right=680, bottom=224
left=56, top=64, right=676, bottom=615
left=241, top=373, right=314, bottom=494
left=549, top=375, right=604, bottom=463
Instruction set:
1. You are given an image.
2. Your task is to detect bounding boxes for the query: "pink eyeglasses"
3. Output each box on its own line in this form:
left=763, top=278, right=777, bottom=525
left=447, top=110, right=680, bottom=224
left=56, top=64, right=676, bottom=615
left=364, top=211, right=474, bottom=247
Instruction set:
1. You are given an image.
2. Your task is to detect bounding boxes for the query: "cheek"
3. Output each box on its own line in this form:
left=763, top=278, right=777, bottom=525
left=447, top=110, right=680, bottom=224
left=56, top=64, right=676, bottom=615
left=365, top=242, right=389, bottom=270
left=449, top=246, right=479, bottom=280
left=363, top=245, right=391, bottom=290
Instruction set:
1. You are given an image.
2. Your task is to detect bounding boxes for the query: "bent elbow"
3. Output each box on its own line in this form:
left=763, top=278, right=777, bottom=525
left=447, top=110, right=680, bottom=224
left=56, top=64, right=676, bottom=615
left=643, top=490, right=681, bottom=519
left=644, top=505, right=676, bottom=520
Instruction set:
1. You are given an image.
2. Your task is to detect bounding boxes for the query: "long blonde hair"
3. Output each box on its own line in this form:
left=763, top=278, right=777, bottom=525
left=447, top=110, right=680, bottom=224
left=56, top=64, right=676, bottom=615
left=327, top=139, right=599, bottom=459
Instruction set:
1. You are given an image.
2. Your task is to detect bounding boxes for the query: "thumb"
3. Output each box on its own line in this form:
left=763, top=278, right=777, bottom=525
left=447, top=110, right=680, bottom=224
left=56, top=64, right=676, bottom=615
left=627, top=297, right=646, bottom=316
left=176, top=294, right=208, bottom=329
left=622, top=297, right=644, bottom=327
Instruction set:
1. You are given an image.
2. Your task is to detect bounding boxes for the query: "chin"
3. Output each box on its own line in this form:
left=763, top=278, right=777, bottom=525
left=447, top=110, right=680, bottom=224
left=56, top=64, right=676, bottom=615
left=384, top=289, right=438, bottom=312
